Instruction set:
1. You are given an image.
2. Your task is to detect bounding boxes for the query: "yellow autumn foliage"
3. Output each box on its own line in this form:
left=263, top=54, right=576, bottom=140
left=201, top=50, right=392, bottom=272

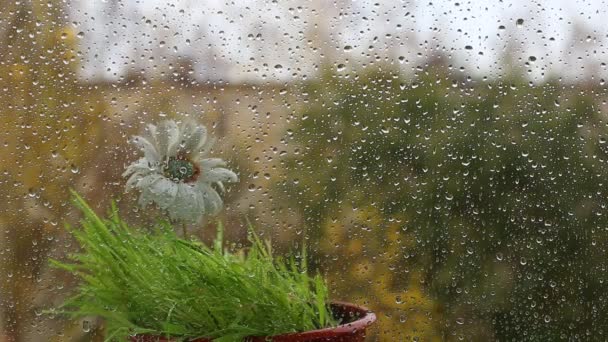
left=0, top=5, right=107, bottom=341
left=320, top=205, right=443, bottom=340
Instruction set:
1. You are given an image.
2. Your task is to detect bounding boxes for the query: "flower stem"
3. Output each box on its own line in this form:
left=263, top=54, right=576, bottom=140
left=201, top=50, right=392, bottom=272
left=181, top=222, right=188, bottom=239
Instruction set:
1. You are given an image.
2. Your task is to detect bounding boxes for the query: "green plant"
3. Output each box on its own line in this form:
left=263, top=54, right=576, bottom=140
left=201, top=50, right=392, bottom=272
left=52, top=192, right=336, bottom=341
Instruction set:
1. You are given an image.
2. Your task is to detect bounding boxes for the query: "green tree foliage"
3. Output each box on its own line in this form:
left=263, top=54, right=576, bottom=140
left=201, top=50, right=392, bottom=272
left=281, top=63, right=608, bottom=340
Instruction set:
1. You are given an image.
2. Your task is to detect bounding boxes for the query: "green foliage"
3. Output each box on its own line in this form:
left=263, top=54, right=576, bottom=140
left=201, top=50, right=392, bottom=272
left=282, top=64, right=608, bottom=340
left=52, top=192, right=336, bottom=342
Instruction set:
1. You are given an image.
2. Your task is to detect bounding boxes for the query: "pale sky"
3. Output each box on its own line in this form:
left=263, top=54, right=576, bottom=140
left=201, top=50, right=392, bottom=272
left=70, top=0, right=608, bottom=83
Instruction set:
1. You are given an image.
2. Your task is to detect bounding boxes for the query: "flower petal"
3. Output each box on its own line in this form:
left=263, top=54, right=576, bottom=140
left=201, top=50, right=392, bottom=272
left=135, top=174, right=164, bottom=208
left=156, top=120, right=180, bottom=157
left=194, top=136, right=216, bottom=161
left=179, top=121, right=207, bottom=155
left=201, top=167, right=238, bottom=184
left=124, top=159, right=158, bottom=190
left=131, top=136, right=160, bottom=163
left=199, top=158, right=226, bottom=169
left=145, top=123, right=159, bottom=147
left=123, top=158, right=157, bottom=178
left=169, top=183, right=205, bottom=222
left=199, top=183, right=224, bottom=216
left=147, top=177, right=179, bottom=210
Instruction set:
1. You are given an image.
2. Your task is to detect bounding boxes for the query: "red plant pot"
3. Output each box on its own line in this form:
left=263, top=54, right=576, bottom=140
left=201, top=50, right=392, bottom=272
left=130, top=302, right=376, bottom=342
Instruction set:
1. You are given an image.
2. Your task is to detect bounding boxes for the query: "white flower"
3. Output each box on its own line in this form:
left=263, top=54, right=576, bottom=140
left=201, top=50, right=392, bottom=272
left=123, top=119, right=237, bottom=223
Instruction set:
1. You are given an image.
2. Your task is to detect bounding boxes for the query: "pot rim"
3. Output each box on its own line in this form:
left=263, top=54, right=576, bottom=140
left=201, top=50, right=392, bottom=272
left=249, top=301, right=376, bottom=341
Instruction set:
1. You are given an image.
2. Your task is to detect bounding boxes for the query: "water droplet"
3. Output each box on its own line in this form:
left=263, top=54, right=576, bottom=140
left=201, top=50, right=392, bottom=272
left=516, top=18, right=524, bottom=27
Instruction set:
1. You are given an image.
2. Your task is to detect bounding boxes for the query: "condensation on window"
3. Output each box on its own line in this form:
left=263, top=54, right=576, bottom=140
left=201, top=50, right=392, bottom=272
left=0, top=1, right=606, bottom=341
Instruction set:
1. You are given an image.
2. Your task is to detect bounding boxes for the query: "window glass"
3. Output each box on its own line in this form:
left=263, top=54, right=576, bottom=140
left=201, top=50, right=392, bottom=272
left=1, top=1, right=605, bottom=340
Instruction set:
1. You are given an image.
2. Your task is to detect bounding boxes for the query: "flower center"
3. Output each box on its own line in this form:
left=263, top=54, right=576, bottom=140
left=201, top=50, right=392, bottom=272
left=164, top=157, right=199, bottom=183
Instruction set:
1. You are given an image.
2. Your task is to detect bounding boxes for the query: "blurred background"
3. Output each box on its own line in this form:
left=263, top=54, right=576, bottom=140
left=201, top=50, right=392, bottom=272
left=1, top=0, right=608, bottom=340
